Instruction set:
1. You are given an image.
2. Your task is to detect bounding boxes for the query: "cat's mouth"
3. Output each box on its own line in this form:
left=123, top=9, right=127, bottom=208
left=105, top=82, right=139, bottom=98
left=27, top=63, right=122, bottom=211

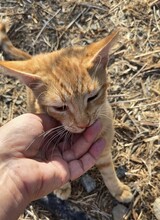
left=64, top=120, right=95, bottom=134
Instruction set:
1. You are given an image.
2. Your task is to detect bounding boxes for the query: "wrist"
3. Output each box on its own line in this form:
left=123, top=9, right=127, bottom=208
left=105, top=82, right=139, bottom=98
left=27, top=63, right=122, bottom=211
left=0, top=165, right=29, bottom=220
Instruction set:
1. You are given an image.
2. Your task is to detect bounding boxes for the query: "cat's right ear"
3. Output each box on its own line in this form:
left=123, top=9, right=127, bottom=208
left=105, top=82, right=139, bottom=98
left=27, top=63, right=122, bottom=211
left=0, top=60, right=42, bottom=89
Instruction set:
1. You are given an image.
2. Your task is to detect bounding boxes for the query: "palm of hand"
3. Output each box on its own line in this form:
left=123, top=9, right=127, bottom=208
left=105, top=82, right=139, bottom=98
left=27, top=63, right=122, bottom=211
left=0, top=113, right=104, bottom=202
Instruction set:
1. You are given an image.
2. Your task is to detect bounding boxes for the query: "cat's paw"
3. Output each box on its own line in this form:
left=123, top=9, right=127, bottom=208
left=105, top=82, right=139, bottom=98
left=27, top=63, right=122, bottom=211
left=115, top=184, right=133, bottom=203
left=53, top=182, right=71, bottom=200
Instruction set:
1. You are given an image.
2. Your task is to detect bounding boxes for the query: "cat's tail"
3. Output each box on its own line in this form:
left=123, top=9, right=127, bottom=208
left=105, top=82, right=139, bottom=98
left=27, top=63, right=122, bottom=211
left=0, top=18, right=31, bottom=60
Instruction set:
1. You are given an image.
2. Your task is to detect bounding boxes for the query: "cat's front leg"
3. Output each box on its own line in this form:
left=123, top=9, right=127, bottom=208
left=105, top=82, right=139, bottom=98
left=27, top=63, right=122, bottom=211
left=96, top=146, right=133, bottom=203
left=53, top=182, right=71, bottom=200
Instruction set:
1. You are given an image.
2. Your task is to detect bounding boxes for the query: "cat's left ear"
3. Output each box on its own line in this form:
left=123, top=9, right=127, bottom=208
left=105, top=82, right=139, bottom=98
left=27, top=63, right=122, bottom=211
left=0, top=60, right=42, bottom=89
left=83, top=30, right=119, bottom=73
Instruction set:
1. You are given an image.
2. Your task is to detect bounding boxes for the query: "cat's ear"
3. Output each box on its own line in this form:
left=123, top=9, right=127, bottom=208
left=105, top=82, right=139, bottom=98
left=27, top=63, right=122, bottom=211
left=0, top=60, right=42, bottom=89
left=84, top=30, right=119, bottom=73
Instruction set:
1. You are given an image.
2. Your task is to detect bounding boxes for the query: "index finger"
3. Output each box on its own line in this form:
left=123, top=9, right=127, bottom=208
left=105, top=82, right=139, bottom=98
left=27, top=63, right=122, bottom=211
left=62, top=120, right=102, bottom=161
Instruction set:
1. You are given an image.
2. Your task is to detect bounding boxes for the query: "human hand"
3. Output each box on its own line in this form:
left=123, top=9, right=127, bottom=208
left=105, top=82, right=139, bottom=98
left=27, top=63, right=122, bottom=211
left=0, top=113, right=105, bottom=219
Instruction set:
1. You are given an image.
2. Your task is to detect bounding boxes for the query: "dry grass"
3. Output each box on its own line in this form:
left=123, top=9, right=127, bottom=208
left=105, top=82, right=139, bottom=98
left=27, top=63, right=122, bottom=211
left=0, top=0, right=160, bottom=219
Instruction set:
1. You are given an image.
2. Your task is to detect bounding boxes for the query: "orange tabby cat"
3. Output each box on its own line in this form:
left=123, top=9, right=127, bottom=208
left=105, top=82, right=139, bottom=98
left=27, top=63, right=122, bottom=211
left=0, top=20, right=133, bottom=203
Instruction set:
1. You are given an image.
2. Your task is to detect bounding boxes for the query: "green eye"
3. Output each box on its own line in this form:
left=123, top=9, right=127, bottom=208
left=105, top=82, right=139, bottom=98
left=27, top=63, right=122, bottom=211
left=87, top=92, right=99, bottom=102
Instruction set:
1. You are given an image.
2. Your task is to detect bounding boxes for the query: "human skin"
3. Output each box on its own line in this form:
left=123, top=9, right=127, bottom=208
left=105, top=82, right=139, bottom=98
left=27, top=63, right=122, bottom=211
left=0, top=113, right=105, bottom=220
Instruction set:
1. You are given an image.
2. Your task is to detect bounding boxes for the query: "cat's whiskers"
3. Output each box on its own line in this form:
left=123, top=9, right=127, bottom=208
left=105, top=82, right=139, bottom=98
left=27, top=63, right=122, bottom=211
left=42, top=130, right=63, bottom=151
left=28, top=82, right=44, bottom=87
left=99, top=113, right=112, bottom=121
left=26, top=125, right=64, bottom=151
left=53, top=129, right=67, bottom=148
left=36, top=91, right=47, bottom=100
left=99, top=108, right=113, bottom=120
left=50, top=129, right=68, bottom=159
left=43, top=127, right=65, bottom=149
left=42, top=128, right=66, bottom=160
left=44, top=125, right=64, bottom=137
left=61, top=131, right=71, bottom=152
left=94, top=107, right=113, bottom=121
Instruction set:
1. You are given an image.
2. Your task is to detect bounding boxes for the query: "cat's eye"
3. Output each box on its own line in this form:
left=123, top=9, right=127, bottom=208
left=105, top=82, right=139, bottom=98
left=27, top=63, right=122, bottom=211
left=87, top=92, right=99, bottom=102
left=52, top=105, right=68, bottom=112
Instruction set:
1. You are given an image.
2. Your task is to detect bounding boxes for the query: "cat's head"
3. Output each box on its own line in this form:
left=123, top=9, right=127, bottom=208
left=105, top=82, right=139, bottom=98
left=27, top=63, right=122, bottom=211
left=0, top=30, right=118, bottom=133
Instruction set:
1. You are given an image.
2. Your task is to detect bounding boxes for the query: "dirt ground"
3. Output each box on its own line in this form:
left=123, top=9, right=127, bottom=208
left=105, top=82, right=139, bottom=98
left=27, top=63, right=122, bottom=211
left=0, top=0, right=160, bottom=220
